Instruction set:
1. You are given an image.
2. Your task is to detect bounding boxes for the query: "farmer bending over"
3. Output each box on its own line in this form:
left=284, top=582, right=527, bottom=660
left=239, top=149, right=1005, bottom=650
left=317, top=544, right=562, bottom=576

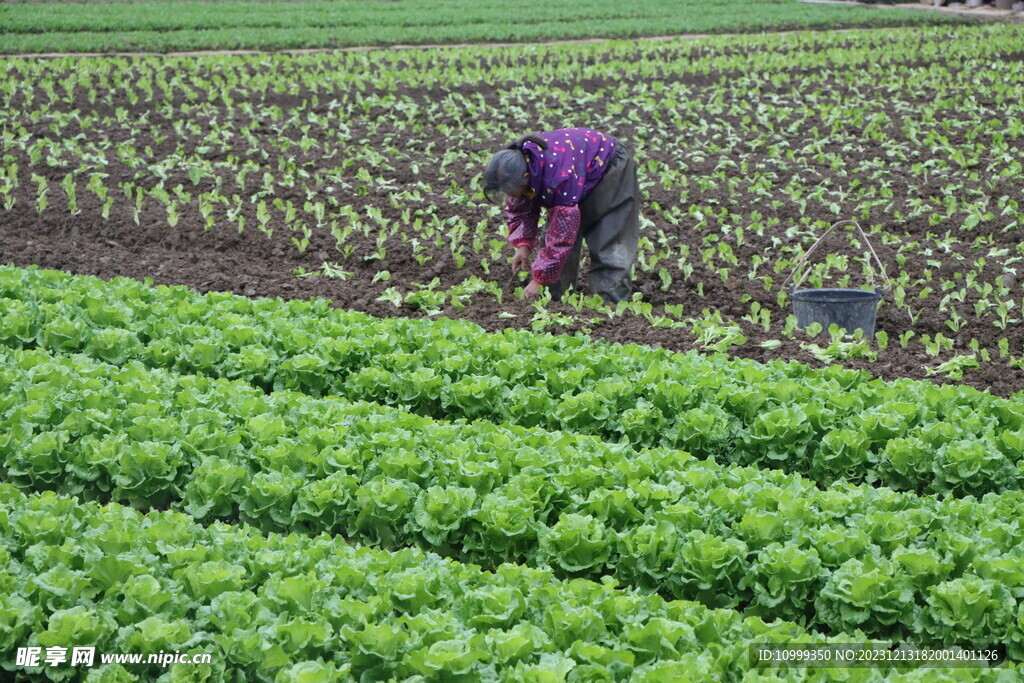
left=483, top=128, right=640, bottom=303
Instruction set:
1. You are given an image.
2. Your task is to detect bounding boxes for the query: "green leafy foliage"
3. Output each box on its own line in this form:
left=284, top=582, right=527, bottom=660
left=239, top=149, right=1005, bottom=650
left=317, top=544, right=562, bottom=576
left=14, top=485, right=1004, bottom=681
left=4, top=266, right=1024, bottom=498
left=0, top=0, right=952, bottom=54
left=2, top=342, right=1024, bottom=654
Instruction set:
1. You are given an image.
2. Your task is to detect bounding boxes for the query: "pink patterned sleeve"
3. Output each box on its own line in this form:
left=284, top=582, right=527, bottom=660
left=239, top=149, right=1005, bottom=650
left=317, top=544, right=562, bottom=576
left=531, top=204, right=580, bottom=286
left=504, top=196, right=540, bottom=249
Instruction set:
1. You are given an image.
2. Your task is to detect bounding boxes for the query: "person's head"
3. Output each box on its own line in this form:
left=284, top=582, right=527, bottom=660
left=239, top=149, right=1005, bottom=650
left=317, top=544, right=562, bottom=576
left=483, top=134, right=548, bottom=204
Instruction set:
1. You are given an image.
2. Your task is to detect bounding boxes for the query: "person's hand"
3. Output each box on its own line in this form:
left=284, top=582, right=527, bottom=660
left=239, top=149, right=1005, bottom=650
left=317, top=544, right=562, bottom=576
left=524, top=280, right=542, bottom=299
left=511, top=246, right=532, bottom=272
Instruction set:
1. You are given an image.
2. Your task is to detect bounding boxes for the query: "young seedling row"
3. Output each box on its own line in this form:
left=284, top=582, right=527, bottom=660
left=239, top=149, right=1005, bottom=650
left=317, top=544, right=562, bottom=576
left=2, top=25, right=1024, bottom=390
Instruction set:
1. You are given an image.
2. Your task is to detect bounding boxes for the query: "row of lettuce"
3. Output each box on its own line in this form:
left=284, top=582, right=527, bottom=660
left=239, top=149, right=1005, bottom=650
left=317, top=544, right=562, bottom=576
left=3, top=344, right=1023, bottom=658
left=1, top=265, right=1022, bottom=677
left=3, top=266, right=1024, bottom=498
left=2, top=484, right=1017, bottom=682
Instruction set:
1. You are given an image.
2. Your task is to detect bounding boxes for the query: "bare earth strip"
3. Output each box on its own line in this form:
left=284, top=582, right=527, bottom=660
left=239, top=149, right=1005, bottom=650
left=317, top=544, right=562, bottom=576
left=3, top=33, right=719, bottom=59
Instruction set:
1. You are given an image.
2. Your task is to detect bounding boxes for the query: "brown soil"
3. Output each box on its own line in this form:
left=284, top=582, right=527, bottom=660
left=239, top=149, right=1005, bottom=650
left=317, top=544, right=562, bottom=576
left=3, top=37, right=1024, bottom=398
left=4, top=33, right=721, bottom=60
left=7, top=194, right=1023, bottom=398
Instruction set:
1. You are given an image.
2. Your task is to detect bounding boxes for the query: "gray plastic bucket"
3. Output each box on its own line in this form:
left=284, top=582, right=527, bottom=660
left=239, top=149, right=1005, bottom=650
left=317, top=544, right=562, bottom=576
left=791, top=288, right=882, bottom=338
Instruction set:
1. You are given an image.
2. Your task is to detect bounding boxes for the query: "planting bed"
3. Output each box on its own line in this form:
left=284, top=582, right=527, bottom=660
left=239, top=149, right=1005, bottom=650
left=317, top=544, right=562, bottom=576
left=3, top=27, right=1024, bottom=400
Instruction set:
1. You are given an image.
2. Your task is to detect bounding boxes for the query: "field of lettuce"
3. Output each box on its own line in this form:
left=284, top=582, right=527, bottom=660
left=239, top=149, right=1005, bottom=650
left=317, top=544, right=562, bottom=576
left=3, top=7, right=1024, bottom=681
left=3, top=266, right=1023, bottom=680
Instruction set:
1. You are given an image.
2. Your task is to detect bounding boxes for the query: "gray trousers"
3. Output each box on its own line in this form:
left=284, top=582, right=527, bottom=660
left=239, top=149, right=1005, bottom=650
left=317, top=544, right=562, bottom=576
left=541, top=144, right=640, bottom=304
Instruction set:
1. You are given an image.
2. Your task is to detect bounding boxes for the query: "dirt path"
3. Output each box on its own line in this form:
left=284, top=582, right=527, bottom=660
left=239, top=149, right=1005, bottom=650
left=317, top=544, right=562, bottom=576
left=2, top=34, right=709, bottom=60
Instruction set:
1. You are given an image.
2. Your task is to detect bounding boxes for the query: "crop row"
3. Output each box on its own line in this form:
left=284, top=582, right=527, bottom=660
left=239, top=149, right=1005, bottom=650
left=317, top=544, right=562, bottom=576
left=4, top=266, right=1024, bottom=497
left=0, top=484, right=815, bottom=682
left=3, top=343, right=1024, bottom=654
left=0, top=0, right=948, bottom=53
left=8, top=484, right=1012, bottom=682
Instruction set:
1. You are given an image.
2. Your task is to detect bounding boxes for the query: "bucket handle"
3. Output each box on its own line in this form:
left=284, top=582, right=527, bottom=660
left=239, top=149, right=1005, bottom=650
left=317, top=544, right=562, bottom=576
left=782, top=220, right=893, bottom=294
